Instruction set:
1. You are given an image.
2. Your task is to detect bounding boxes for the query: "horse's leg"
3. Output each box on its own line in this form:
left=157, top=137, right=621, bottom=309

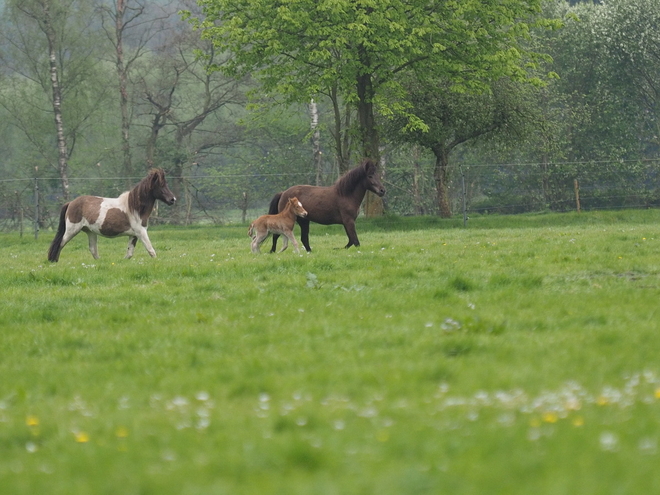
left=253, top=231, right=270, bottom=254
left=135, top=229, right=157, bottom=258
left=125, top=236, right=138, bottom=259
left=342, top=217, right=360, bottom=249
left=270, top=233, right=280, bottom=253
left=299, top=218, right=312, bottom=252
left=251, top=236, right=259, bottom=253
left=87, top=232, right=100, bottom=259
left=252, top=231, right=265, bottom=253
left=282, top=231, right=300, bottom=254
left=278, top=234, right=289, bottom=253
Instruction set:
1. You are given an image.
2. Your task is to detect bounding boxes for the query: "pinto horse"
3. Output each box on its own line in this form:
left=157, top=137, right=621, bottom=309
left=269, top=158, right=385, bottom=252
left=47, top=168, right=176, bottom=262
left=248, top=197, right=308, bottom=254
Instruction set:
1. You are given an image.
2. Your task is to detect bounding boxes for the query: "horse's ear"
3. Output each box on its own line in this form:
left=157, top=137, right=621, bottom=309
left=151, top=168, right=163, bottom=184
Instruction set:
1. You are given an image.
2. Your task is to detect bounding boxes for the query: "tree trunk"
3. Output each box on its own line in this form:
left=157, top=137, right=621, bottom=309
left=433, top=148, right=452, bottom=218
left=356, top=63, right=383, bottom=217
left=341, top=103, right=352, bottom=173
left=357, top=74, right=378, bottom=159
left=541, top=151, right=550, bottom=208
left=114, top=0, right=133, bottom=186
left=329, top=84, right=351, bottom=175
left=310, top=99, right=322, bottom=185
left=43, top=1, right=70, bottom=200
left=144, top=115, right=164, bottom=169
left=413, top=145, right=423, bottom=215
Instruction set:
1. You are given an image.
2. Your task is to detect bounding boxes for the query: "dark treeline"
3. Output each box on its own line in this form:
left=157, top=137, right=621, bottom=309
left=0, top=0, right=658, bottom=229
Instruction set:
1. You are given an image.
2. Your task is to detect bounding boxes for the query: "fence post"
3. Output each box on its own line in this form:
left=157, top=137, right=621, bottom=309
left=15, top=191, right=23, bottom=238
left=241, top=192, right=248, bottom=223
left=34, top=170, right=39, bottom=240
left=574, top=179, right=581, bottom=213
left=460, top=165, right=468, bottom=227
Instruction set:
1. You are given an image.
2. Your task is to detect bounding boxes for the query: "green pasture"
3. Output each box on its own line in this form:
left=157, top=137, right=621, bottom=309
left=3, top=210, right=660, bottom=494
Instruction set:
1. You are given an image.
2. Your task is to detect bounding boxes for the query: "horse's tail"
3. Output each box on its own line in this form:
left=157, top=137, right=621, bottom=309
left=47, top=203, right=69, bottom=262
left=268, top=192, right=282, bottom=215
left=247, top=223, right=254, bottom=238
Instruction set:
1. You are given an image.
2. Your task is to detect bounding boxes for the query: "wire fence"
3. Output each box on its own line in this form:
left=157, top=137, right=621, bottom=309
left=3, top=158, right=660, bottom=237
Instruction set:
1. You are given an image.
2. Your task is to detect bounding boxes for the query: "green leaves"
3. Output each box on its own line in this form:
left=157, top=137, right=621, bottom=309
left=190, top=0, right=557, bottom=109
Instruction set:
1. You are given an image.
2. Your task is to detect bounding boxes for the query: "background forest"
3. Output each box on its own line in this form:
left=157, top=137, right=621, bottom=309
left=0, top=0, right=659, bottom=231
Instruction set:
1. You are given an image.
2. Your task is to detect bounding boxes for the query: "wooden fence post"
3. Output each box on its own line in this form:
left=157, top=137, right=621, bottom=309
left=34, top=170, right=39, bottom=240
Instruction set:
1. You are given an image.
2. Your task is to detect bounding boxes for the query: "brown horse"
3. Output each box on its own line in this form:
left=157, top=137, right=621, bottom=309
left=269, top=158, right=385, bottom=252
left=248, top=197, right=308, bottom=254
left=47, top=168, right=176, bottom=262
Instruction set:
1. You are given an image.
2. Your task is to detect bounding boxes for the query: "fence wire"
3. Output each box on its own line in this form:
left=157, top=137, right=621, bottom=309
left=2, top=158, right=660, bottom=235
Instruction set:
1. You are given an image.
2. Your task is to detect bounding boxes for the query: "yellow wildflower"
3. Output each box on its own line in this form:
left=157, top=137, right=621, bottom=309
left=542, top=412, right=558, bottom=424
left=74, top=431, right=90, bottom=443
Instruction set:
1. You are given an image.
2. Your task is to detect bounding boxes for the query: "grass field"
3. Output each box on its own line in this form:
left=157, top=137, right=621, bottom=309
left=2, top=209, right=660, bottom=494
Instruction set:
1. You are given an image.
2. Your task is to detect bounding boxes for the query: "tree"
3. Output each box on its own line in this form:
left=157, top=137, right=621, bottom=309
left=97, top=0, right=172, bottom=183
left=597, top=0, right=660, bottom=155
left=385, top=77, right=537, bottom=216
left=7, top=0, right=75, bottom=199
left=185, top=0, right=560, bottom=215
left=0, top=0, right=107, bottom=201
left=475, top=0, right=655, bottom=212
left=131, top=2, right=248, bottom=222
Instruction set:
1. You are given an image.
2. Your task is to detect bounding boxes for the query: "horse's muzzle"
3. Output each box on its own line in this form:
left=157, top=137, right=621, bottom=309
left=376, top=188, right=386, bottom=197
left=166, top=196, right=176, bottom=206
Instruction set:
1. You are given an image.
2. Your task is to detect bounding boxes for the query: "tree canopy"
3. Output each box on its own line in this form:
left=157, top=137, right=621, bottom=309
left=1, top=0, right=660, bottom=227
left=186, top=0, right=561, bottom=154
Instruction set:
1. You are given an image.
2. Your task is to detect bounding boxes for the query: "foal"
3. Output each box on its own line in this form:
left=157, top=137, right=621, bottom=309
left=248, top=197, right=307, bottom=254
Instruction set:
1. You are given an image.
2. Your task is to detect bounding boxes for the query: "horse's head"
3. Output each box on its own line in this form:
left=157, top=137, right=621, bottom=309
left=364, top=159, right=386, bottom=197
left=150, top=169, right=176, bottom=206
left=289, top=197, right=308, bottom=218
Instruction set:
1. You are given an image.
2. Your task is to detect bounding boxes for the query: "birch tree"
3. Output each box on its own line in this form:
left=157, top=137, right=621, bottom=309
left=310, top=99, right=322, bottom=185
left=12, top=0, right=71, bottom=199
left=0, top=0, right=103, bottom=200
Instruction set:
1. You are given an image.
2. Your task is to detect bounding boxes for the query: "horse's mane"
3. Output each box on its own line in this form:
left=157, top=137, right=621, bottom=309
left=334, top=159, right=376, bottom=197
left=128, top=168, right=166, bottom=216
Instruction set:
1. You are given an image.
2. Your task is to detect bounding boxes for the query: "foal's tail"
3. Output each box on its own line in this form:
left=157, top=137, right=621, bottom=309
left=247, top=223, right=254, bottom=238
left=47, top=203, right=69, bottom=263
left=268, top=192, right=282, bottom=215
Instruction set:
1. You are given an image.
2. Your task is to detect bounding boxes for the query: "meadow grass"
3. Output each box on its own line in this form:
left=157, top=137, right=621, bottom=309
left=2, top=209, right=660, bottom=493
